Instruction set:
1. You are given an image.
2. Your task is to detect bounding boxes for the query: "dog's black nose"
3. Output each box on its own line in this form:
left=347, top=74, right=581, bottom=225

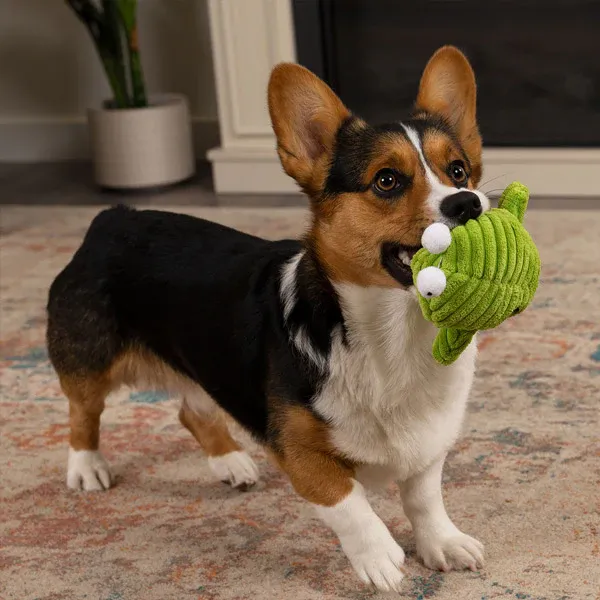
left=441, top=191, right=482, bottom=224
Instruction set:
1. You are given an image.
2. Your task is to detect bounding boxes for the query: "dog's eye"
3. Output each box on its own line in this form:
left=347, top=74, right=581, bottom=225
left=448, top=161, right=468, bottom=186
left=373, top=169, right=401, bottom=194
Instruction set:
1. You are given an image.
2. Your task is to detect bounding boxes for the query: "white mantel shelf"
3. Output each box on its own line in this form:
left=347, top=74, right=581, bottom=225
left=206, top=0, right=600, bottom=197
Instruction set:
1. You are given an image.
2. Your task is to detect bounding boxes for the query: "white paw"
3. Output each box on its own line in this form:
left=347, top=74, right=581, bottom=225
left=208, top=451, right=259, bottom=490
left=341, top=528, right=406, bottom=592
left=417, top=530, right=484, bottom=572
left=67, top=448, right=113, bottom=491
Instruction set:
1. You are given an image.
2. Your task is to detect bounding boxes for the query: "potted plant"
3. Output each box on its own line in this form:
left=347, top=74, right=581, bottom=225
left=66, top=0, right=195, bottom=189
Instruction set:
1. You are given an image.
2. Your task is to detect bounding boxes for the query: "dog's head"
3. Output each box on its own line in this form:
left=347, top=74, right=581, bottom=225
left=268, top=46, right=489, bottom=288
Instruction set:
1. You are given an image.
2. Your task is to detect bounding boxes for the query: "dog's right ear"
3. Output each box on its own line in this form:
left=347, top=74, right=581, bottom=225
left=268, top=63, right=350, bottom=195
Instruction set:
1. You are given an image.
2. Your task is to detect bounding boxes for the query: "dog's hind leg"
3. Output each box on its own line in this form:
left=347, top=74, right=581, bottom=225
left=47, top=271, right=121, bottom=492
left=179, top=397, right=259, bottom=490
left=60, top=372, right=114, bottom=491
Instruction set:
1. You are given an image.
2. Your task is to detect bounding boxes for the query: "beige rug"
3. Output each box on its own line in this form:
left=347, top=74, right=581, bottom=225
left=1, top=205, right=599, bottom=600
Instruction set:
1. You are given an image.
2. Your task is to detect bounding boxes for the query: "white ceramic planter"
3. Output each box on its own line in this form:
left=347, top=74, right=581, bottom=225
left=88, top=94, right=195, bottom=189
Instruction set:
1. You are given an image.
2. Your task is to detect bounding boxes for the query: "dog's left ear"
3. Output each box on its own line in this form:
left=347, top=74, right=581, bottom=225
left=268, top=63, right=350, bottom=196
left=416, top=46, right=481, bottom=156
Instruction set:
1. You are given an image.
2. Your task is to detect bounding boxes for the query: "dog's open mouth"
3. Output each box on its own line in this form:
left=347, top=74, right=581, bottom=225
left=381, top=242, right=421, bottom=287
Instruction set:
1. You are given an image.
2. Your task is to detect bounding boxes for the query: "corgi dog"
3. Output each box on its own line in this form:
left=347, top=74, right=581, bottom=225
left=47, top=46, right=488, bottom=592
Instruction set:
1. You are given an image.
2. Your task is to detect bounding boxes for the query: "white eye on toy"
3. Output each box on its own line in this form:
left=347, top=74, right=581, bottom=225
left=416, top=266, right=447, bottom=298
left=421, top=222, right=452, bottom=254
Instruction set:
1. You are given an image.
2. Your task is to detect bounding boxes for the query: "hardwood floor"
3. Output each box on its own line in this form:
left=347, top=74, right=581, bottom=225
left=0, top=161, right=307, bottom=208
left=0, top=162, right=597, bottom=209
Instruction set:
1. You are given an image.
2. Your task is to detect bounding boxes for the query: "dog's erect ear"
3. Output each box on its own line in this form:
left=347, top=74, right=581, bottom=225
left=268, top=63, right=350, bottom=195
left=416, top=46, right=480, bottom=152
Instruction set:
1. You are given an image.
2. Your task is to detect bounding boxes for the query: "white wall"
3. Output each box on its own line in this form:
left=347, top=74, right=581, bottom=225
left=0, top=0, right=219, bottom=160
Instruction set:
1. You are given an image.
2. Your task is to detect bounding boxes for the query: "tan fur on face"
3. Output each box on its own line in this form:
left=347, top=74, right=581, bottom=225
left=311, top=136, right=433, bottom=287
left=272, top=404, right=355, bottom=506
left=422, top=130, right=482, bottom=189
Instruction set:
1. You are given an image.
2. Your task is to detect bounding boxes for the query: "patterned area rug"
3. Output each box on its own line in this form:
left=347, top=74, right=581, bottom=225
left=1, top=205, right=599, bottom=600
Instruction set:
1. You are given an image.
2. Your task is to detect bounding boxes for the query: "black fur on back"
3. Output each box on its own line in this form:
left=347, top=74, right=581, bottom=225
left=46, top=206, right=344, bottom=441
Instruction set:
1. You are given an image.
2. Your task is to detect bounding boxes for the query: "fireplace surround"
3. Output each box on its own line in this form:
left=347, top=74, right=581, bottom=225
left=206, top=0, right=599, bottom=196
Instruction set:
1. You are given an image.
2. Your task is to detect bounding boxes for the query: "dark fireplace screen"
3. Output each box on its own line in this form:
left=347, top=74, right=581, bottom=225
left=292, top=0, right=600, bottom=147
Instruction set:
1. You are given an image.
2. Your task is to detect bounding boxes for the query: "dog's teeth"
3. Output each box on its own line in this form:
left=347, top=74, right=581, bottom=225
left=398, top=250, right=411, bottom=267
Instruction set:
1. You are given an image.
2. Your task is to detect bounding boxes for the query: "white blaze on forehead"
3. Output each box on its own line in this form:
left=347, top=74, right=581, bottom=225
left=401, top=124, right=489, bottom=222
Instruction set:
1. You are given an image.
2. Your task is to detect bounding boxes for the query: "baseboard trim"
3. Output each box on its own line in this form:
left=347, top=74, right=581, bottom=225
left=208, top=146, right=600, bottom=197
left=0, top=117, right=219, bottom=162
left=207, top=147, right=300, bottom=194
left=482, top=148, right=600, bottom=197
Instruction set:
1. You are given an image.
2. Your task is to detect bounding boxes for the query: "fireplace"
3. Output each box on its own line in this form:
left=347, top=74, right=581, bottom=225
left=293, top=0, right=600, bottom=147
left=205, top=0, right=599, bottom=195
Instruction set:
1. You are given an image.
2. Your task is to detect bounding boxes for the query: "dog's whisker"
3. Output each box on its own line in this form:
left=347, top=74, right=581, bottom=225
left=478, top=173, right=508, bottom=190
left=484, top=188, right=506, bottom=197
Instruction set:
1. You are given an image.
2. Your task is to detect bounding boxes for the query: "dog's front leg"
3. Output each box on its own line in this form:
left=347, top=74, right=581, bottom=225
left=313, top=478, right=406, bottom=591
left=276, top=409, right=405, bottom=592
left=399, top=456, right=484, bottom=572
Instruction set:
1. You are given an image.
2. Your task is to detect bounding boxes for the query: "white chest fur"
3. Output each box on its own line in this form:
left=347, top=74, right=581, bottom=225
left=313, top=285, right=477, bottom=484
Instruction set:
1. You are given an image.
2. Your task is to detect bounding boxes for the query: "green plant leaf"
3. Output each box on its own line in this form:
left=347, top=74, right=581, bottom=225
left=116, top=0, right=137, bottom=32
left=65, top=0, right=102, bottom=39
left=115, top=0, right=147, bottom=107
left=66, top=0, right=132, bottom=107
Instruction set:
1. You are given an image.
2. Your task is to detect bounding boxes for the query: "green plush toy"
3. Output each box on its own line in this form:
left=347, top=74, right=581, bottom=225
left=411, top=181, right=541, bottom=366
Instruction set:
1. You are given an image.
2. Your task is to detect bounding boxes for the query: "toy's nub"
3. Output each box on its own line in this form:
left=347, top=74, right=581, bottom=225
left=497, top=181, right=529, bottom=223
left=433, top=329, right=474, bottom=366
